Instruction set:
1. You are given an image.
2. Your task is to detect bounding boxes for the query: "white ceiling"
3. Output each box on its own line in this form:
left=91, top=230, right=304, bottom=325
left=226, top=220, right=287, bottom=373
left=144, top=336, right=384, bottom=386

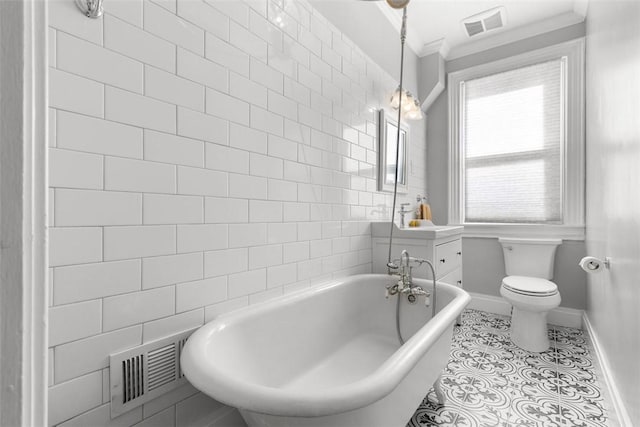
left=376, top=0, right=587, bottom=58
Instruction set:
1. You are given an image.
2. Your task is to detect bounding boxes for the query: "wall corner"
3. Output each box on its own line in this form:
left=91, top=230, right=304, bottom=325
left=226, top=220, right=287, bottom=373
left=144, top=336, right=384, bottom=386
left=418, top=52, right=446, bottom=112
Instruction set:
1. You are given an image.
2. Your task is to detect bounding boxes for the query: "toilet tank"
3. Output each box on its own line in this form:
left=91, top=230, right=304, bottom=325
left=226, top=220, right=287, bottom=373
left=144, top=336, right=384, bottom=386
left=498, top=238, right=562, bottom=279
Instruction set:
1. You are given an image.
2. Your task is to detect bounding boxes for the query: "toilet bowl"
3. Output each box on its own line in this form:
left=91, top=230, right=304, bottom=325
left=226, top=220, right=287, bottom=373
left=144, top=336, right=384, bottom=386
left=499, top=238, right=562, bottom=352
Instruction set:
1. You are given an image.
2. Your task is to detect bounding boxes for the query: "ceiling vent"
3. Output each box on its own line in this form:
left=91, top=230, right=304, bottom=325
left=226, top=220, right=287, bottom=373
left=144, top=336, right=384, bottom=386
left=462, top=7, right=506, bottom=38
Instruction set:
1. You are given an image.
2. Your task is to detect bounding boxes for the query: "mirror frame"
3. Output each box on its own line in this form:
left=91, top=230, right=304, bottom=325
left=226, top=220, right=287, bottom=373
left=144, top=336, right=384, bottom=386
left=377, top=109, right=410, bottom=193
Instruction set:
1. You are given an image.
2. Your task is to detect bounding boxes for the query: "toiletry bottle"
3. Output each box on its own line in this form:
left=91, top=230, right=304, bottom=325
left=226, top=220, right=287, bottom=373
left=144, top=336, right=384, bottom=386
left=421, top=196, right=432, bottom=221
left=415, top=195, right=423, bottom=219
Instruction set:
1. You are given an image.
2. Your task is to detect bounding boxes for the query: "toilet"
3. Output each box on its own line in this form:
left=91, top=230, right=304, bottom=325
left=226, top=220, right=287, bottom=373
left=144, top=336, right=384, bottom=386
left=499, top=238, right=562, bottom=352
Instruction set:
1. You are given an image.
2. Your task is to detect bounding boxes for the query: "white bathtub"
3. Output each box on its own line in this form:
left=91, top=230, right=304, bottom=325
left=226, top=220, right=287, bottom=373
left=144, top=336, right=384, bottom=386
left=181, top=274, right=470, bottom=427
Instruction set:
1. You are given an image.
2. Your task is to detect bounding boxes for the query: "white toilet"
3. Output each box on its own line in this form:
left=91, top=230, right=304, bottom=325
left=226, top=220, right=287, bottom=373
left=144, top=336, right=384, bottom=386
left=499, top=238, right=562, bottom=352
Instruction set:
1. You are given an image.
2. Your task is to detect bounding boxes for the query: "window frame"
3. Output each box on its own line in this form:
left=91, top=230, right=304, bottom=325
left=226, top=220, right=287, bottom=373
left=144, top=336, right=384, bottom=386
left=377, top=108, right=411, bottom=194
left=448, top=38, right=585, bottom=240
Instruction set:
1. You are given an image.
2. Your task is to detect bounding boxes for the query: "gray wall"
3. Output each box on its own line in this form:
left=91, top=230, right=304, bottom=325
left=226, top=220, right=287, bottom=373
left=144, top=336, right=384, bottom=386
left=585, top=0, right=640, bottom=422
left=462, top=239, right=587, bottom=309
left=418, top=53, right=441, bottom=103
left=446, top=23, right=586, bottom=72
left=426, top=23, right=589, bottom=309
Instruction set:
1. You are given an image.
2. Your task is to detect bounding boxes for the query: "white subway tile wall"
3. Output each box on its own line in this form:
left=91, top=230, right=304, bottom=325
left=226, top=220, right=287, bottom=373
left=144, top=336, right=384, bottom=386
left=47, top=0, right=427, bottom=425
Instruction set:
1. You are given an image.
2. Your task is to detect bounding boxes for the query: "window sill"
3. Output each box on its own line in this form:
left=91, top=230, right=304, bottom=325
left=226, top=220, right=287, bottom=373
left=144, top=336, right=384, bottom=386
left=449, top=223, right=585, bottom=241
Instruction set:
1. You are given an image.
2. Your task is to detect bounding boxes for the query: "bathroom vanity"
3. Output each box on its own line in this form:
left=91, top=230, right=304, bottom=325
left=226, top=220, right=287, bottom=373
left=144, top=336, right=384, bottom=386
left=371, top=223, right=464, bottom=291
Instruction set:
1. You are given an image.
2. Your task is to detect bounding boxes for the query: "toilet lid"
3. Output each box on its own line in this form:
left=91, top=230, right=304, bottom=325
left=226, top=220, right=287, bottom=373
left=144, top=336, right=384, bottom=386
left=502, top=276, right=558, bottom=296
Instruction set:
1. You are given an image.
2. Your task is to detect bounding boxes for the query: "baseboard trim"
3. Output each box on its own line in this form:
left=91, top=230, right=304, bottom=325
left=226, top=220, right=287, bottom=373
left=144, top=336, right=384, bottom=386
left=583, top=313, right=632, bottom=427
left=467, top=292, right=512, bottom=316
left=467, top=292, right=583, bottom=328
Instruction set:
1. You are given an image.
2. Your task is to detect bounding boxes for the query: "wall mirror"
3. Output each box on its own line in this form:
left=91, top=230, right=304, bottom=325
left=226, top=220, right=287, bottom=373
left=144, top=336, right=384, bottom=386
left=377, top=109, right=409, bottom=193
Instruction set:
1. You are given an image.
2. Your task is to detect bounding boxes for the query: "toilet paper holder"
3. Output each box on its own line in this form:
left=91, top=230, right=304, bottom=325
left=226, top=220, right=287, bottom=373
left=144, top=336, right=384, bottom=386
left=579, top=256, right=611, bottom=273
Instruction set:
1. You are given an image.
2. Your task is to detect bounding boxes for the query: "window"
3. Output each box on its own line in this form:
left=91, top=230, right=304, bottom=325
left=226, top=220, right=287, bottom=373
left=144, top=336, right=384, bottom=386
left=448, top=39, right=585, bottom=238
left=464, top=59, right=563, bottom=223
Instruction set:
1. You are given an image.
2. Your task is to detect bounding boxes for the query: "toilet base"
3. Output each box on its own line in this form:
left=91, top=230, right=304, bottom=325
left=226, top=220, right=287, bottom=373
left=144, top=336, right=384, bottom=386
left=510, top=307, right=551, bottom=352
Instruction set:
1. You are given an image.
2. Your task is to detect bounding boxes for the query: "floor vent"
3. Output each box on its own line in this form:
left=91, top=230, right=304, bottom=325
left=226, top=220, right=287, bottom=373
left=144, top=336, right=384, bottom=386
left=109, top=328, right=197, bottom=417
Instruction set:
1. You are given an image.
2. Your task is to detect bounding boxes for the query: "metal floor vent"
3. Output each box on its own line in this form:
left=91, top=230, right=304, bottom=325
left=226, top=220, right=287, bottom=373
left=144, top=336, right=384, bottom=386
left=109, top=328, right=196, bottom=417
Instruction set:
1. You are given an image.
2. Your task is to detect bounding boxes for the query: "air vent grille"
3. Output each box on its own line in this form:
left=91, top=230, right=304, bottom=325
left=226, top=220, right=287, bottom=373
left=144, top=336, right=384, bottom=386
left=177, top=336, right=188, bottom=379
left=110, top=328, right=197, bottom=418
left=122, top=355, right=144, bottom=403
left=462, top=7, right=506, bottom=37
left=148, top=344, right=176, bottom=391
left=483, top=12, right=503, bottom=31
left=464, top=21, right=484, bottom=37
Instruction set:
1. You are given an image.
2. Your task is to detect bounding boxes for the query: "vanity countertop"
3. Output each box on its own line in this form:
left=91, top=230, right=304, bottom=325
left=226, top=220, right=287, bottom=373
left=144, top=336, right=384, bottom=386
left=371, top=222, right=464, bottom=240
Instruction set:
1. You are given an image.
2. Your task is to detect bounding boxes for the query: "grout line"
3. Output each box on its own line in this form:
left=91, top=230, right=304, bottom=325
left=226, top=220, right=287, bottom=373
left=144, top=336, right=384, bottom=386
left=100, top=225, right=105, bottom=263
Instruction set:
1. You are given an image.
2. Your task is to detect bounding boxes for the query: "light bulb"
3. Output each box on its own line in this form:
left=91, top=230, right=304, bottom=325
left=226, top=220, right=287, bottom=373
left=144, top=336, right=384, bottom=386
left=404, top=98, right=423, bottom=120
left=404, top=92, right=415, bottom=112
left=402, top=91, right=412, bottom=105
left=405, top=108, right=422, bottom=120
left=390, top=88, right=421, bottom=117
left=390, top=87, right=415, bottom=110
left=390, top=87, right=402, bottom=109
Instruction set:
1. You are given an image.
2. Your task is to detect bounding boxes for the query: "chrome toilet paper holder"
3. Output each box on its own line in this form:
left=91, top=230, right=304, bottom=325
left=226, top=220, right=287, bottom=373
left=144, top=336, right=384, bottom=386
left=579, top=256, right=611, bottom=273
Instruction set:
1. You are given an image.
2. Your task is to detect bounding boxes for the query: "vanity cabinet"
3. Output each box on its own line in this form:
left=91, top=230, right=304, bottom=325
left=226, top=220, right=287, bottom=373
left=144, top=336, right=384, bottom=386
left=371, top=223, right=465, bottom=321
left=434, top=238, right=463, bottom=280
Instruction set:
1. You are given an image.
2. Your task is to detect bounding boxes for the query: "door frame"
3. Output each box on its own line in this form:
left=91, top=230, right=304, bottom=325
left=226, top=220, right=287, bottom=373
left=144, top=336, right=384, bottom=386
left=0, top=0, right=48, bottom=425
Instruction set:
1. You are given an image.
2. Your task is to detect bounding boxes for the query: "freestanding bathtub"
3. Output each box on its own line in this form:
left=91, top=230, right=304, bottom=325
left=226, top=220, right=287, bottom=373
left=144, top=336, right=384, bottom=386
left=181, top=274, right=470, bottom=427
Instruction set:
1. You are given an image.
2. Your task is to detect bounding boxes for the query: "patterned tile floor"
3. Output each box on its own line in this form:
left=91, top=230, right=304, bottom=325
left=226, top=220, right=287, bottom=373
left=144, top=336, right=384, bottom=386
left=408, top=310, right=612, bottom=427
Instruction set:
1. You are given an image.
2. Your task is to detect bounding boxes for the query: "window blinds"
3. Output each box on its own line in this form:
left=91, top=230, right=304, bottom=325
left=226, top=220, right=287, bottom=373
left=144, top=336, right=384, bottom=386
left=462, top=58, right=565, bottom=223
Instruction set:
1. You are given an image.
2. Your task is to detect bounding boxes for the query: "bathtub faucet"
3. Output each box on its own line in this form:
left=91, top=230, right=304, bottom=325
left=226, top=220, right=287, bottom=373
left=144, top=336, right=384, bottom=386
left=387, top=250, right=413, bottom=290
left=387, top=250, right=422, bottom=294
left=386, top=250, right=437, bottom=312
